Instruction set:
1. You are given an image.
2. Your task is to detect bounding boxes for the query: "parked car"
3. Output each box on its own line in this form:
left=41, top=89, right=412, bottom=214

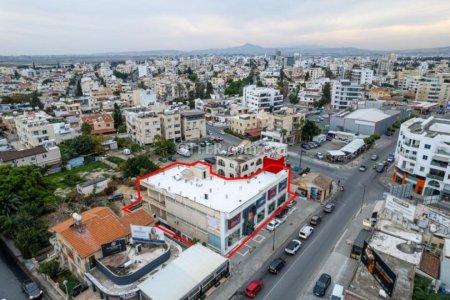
left=177, top=147, right=191, bottom=157
left=299, top=225, right=314, bottom=239
left=287, top=200, right=297, bottom=208
left=313, top=273, right=332, bottom=297
left=168, top=155, right=177, bottom=162
left=266, top=219, right=282, bottom=231
left=268, top=257, right=286, bottom=274
left=316, top=152, right=325, bottom=160
left=301, top=143, right=311, bottom=150
left=375, top=162, right=386, bottom=173
left=275, top=208, right=289, bottom=222
left=359, top=165, right=367, bottom=172
left=371, top=154, right=378, bottom=161
left=122, top=148, right=131, bottom=155
left=387, top=153, right=395, bottom=163
left=220, top=130, right=225, bottom=135
left=199, top=141, right=206, bottom=147
left=309, top=142, right=319, bottom=148
left=203, top=157, right=216, bottom=164
left=107, top=192, right=124, bottom=201
left=22, top=280, right=43, bottom=299
left=323, top=203, right=336, bottom=213
left=207, top=130, right=212, bottom=135
left=158, top=157, right=168, bottom=163
left=310, top=215, right=322, bottom=226
left=244, top=279, right=264, bottom=298
left=285, top=239, right=302, bottom=255
left=331, top=284, right=344, bottom=300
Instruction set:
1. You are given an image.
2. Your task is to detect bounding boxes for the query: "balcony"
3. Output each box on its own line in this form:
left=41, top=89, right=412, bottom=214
left=430, top=160, right=449, bottom=169
left=427, top=170, right=445, bottom=181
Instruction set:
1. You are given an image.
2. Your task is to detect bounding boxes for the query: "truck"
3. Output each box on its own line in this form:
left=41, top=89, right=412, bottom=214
left=312, top=134, right=327, bottom=144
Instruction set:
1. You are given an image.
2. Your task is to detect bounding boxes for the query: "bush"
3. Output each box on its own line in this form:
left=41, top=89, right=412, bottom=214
left=106, top=156, right=124, bottom=165
left=39, top=259, right=60, bottom=278
left=62, top=174, right=82, bottom=187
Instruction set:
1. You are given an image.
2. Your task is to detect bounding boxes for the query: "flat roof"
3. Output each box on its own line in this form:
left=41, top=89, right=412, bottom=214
left=370, top=231, right=422, bottom=266
left=340, top=139, right=365, bottom=154
left=138, top=244, right=228, bottom=300
left=142, top=162, right=287, bottom=213
left=343, top=108, right=392, bottom=122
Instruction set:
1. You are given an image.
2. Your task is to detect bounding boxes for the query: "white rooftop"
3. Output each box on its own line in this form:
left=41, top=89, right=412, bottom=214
left=340, top=139, right=365, bottom=154
left=370, top=231, right=422, bottom=266
left=138, top=244, right=228, bottom=300
left=143, top=163, right=288, bottom=213
left=344, top=108, right=391, bottom=122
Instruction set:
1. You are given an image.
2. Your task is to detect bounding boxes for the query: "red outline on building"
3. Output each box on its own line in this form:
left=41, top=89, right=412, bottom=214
left=121, top=157, right=297, bottom=258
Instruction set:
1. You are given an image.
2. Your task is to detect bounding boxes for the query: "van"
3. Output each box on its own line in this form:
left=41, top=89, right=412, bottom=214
left=330, top=284, right=344, bottom=300
left=299, top=225, right=314, bottom=239
left=177, top=147, right=191, bottom=157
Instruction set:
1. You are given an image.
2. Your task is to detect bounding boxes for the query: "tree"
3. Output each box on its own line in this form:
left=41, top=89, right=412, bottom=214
left=153, top=135, right=176, bottom=157
left=39, top=259, right=60, bottom=278
left=305, top=71, right=310, bottom=81
left=30, top=91, right=44, bottom=110
left=289, top=93, right=299, bottom=104
left=59, top=135, right=95, bottom=162
left=80, top=122, right=93, bottom=135
left=301, top=120, right=321, bottom=141
left=75, top=79, right=83, bottom=97
left=279, top=129, right=288, bottom=143
left=188, top=73, right=198, bottom=82
left=315, top=82, right=332, bottom=107
left=122, top=155, right=159, bottom=177
left=293, top=118, right=305, bottom=143
left=205, top=81, right=214, bottom=98
left=0, top=194, right=21, bottom=217
left=195, top=83, right=205, bottom=99
left=113, top=103, right=123, bottom=129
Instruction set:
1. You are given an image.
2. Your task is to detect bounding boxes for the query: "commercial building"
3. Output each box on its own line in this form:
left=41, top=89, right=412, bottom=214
left=138, top=244, right=229, bottom=300
left=15, top=113, right=77, bottom=148
left=351, top=69, right=374, bottom=85
left=180, top=111, right=206, bottom=141
left=140, top=161, right=291, bottom=255
left=80, top=114, right=116, bottom=135
left=242, top=85, right=284, bottom=113
left=331, top=79, right=363, bottom=109
left=0, top=142, right=61, bottom=169
left=393, top=117, right=450, bottom=199
left=290, top=172, right=332, bottom=203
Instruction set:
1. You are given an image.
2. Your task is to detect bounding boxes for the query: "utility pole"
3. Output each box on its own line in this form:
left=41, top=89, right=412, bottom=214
left=272, top=227, right=276, bottom=251
left=361, top=183, right=366, bottom=214
left=299, top=150, right=305, bottom=169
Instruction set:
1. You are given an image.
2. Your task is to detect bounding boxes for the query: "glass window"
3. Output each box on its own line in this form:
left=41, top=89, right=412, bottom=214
left=208, top=233, right=221, bottom=249
left=268, top=202, right=275, bottom=214
left=424, top=144, right=431, bottom=149
left=423, top=155, right=428, bottom=160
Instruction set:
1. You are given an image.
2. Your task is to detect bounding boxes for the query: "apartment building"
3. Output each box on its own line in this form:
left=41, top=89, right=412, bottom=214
left=242, top=85, right=284, bottom=113
left=133, top=89, right=157, bottom=107
left=230, top=114, right=258, bottom=136
left=0, top=141, right=61, bottom=168
left=331, top=79, right=363, bottom=109
left=351, top=69, right=374, bottom=85
left=180, top=110, right=206, bottom=141
left=415, top=77, right=440, bottom=102
left=304, top=67, right=325, bottom=81
left=298, top=88, right=321, bottom=105
left=262, top=108, right=305, bottom=145
left=216, top=154, right=264, bottom=178
left=394, top=117, right=450, bottom=200
left=140, top=161, right=290, bottom=255
left=15, top=113, right=77, bottom=148
left=159, top=111, right=182, bottom=142
left=80, top=114, right=115, bottom=135
left=126, top=111, right=161, bottom=145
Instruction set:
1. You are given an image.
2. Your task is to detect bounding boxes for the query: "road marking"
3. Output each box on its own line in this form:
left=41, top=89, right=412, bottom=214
left=253, top=234, right=265, bottom=243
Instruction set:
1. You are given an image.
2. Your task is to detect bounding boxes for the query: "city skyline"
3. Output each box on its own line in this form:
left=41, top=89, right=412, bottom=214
left=1, top=0, right=450, bottom=55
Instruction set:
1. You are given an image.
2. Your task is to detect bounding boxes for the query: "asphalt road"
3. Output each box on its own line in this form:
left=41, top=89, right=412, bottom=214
left=236, top=136, right=397, bottom=300
left=207, top=124, right=242, bottom=146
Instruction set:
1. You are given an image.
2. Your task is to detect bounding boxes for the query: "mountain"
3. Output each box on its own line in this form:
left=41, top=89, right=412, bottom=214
left=1, top=44, right=450, bottom=64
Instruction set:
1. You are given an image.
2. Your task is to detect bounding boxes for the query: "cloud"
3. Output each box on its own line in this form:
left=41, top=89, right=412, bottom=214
left=0, top=0, right=449, bottom=54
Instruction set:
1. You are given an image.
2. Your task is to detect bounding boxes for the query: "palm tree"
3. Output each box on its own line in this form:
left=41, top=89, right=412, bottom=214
left=280, top=129, right=288, bottom=144
left=293, top=117, right=306, bottom=144
left=0, top=194, right=21, bottom=217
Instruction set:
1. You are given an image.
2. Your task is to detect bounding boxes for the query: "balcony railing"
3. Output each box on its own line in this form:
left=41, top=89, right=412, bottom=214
left=427, top=173, right=444, bottom=181
left=430, top=160, right=449, bottom=169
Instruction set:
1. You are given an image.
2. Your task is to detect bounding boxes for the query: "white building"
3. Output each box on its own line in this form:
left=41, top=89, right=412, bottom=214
left=216, top=154, right=264, bottom=178
left=242, top=85, right=284, bottom=113
left=77, top=177, right=110, bottom=195
left=351, top=69, right=374, bottom=85
left=394, top=117, right=450, bottom=199
left=140, top=162, right=290, bottom=255
left=0, top=141, right=61, bottom=168
left=138, top=65, right=149, bottom=78
left=125, top=111, right=161, bottom=145
left=133, top=89, right=157, bottom=107
left=305, top=67, right=325, bottom=81
left=331, top=80, right=363, bottom=109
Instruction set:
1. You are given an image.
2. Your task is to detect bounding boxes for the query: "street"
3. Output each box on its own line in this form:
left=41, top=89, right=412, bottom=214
left=0, top=239, right=30, bottom=300
left=233, top=135, right=397, bottom=300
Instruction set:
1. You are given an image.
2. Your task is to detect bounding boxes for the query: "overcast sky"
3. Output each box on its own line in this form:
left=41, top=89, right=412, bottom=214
left=1, top=0, right=450, bottom=55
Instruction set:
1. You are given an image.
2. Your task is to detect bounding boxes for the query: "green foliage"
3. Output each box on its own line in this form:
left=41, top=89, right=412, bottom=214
left=363, top=134, right=381, bottom=146
left=413, top=275, right=450, bottom=300
left=301, top=120, right=321, bottom=141
left=224, top=128, right=260, bottom=141
left=113, top=70, right=130, bottom=80
left=114, top=137, right=142, bottom=153
left=61, top=173, right=82, bottom=187
left=57, top=270, right=81, bottom=296
left=106, top=156, right=124, bottom=165
left=153, top=135, right=176, bottom=157
left=305, top=71, right=310, bottom=81
left=15, top=219, right=50, bottom=259
left=122, top=155, right=159, bottom=177
left=289, top=93, right=299, bottom=104
left=59, top=135, right=95, bottom=162
left=195, top=82, right=205, bottom=99
left=42, top=78, right=53, bottom=85
left=75, top=79, right=83, bottom=97
left=80, top=122, right=93, bottom=135
left=314, top=82, right=331, bottom=107
left=188, top=72, right=198, bottom=82
left=39, top=259, right=60, bottom=278
left=1, top=93, right=32, bottom=104
left=205, top=81, right=214, bottom=98
left=224, top=77, right=253, bottom=96
left=113, top=103, right=123, bottom=129
left=117, top=124, right=127, bottom=133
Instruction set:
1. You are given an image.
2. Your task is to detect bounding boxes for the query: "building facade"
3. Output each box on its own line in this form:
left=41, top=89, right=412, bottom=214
left=351, top=69, right=374, bottom=85
left=180, top=111, right=206, bottom=141
left=393, top=117, right=450, bottom=199
left=331, top=79, right=363, bottom=109
left=80, top=114, right=116, bottom=135
left=126, top=111, right=161, bottom=145
left=242, top=85, right=283, bottom=113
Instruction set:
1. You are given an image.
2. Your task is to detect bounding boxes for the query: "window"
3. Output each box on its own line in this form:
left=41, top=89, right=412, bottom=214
left=420, top=167, right=425, bottom=171
left=424, top=144, right=431, bottom=149
left=422, top=155, right=428, bottom=160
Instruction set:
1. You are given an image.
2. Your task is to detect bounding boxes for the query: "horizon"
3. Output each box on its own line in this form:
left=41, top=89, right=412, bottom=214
left=1, top=0, right=450, bottom=56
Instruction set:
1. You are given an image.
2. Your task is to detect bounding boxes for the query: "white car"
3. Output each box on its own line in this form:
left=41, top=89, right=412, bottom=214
left=266, top=219, right=282, bottom=232
left=299, top=225, right=314, bottom=239
left=220, top=130, right=225, bottom=135
left=285, top=239, right=302, bottom=255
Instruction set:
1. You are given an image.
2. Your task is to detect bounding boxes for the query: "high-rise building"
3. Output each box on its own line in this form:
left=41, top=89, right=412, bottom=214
left=242, top=85, right=284, bottom=113
left=331, top=80, right=363, bottom=109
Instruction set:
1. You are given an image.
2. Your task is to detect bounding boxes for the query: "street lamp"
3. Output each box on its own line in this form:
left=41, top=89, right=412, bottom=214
left=299, top=150, right=306, bottom=169
left=62, top=279, right=69, bottom=299
left=359, top=183, right=366, bottom=215
left=272, top=226, right=276, bottom=251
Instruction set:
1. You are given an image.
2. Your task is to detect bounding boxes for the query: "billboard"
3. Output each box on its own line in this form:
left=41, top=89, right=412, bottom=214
left=385, top=194, right=416, bottom=222
left=101, top=239, right=126, bottom=257
left=361, top=241, right=397, bottom=297
left=131, top=225, right=165, bottom=244
left=227, top=214, right=241, bottom=230
left=267, top=186, right=277, bottom=200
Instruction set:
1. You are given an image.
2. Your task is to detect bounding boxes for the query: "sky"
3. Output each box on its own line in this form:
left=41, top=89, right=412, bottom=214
left=1, top=0, right=450, bottom=55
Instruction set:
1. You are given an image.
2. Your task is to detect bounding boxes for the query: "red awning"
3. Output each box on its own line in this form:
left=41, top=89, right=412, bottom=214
left=245, top=128, right=261, bottom=137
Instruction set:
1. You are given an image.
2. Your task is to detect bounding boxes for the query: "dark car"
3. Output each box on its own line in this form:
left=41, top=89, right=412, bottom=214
left=310, top=215, right=322, bottom=226
left=275, top=208, right=289, bottom=222
left=203, top=157, right=216, bottom=164
left=22, top=280, right=43, bottom=299
left=313, top=273, right=331, bottom=297
left=301, top=143, right=311, bottom=150
left=107, top=192, right=124, bottom=201
left=158, top=157, right=168, bottom=163
left=268, top=257, right=286, bottom=274
left=387, top=153, right=395, bottom=163
left=375, top=162, right=386, bottom=173
left=323, top=203, right=335, bottom=213
left=199, top=141, right=206, bottom=147
left=168, top=155, right=177, bottom=162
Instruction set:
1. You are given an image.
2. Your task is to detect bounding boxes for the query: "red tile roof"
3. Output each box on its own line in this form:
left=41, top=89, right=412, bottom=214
left=419, top=251, right=440, bottom=279
left=80, top=114, right=114, bottom=125
left=50, top=207, right=154, bottom=258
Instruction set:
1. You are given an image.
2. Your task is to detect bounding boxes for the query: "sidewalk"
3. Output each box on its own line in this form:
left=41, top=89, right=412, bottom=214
left=1, top=236, right=64, bottom=300
left=209, top=198, right=321, bottom=300
left=300, top=200, right=377, bottom=299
